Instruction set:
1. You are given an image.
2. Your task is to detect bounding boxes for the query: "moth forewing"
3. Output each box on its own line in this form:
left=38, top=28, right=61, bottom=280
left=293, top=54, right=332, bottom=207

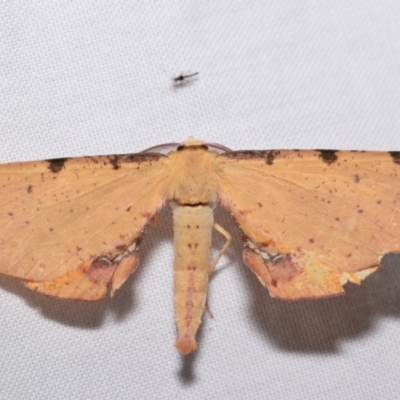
left=0, top=154, right=170, bottom=297
left=217, top=149, right=400, bottom=300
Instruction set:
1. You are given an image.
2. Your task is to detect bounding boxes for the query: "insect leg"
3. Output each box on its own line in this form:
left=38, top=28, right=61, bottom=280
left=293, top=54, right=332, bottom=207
left=210, top=223, right=232, bottom=273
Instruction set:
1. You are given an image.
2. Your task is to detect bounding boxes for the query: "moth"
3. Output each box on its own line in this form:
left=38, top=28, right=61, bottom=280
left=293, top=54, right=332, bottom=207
left=1, top=137, right=400, bottom=355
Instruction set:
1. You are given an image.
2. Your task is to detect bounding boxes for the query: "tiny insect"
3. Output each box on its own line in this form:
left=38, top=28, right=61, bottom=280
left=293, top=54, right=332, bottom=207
left=0, top=137, right=399, bottom=354
left=172, top=72, right=199, bottom=86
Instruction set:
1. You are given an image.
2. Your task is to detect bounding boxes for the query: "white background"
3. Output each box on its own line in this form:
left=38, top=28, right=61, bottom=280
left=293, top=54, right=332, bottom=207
left=2, top=2, right=400, bottom=399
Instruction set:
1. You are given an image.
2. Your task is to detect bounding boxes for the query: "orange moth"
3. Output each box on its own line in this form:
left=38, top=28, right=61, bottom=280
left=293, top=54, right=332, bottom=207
left=0, top=137, right=400, bottom=355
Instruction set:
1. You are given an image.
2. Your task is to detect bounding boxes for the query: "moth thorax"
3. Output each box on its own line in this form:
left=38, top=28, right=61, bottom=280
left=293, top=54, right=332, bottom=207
left=167, top=147, right=220, bottom=204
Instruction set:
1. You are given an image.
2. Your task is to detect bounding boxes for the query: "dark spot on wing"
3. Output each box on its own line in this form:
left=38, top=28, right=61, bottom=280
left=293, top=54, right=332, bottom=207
left=92, top=257, right=113, bottom=268
left=115, top=245, right=127, bottom=253
left=353, top=174, right=360, bottom=183
left=120, top=153, right=165, bottom=162
left=266, top=253, right=300, bottom=283
left=265, top=151, right=280, bottom=165
left=222, top=150, right=281, bottom=165
left=108, top=153, right=163, bottom=169
left=109, top=156, right=121, bottom=170
left=317, top=150, right=338, bottom=165
left=389, top=151, right=400, bottom=165
left=47, top=158, right=68, bottom=173
left=27, top=185, right=33, bottom=193
left=223, top=150, right=265, bottom=160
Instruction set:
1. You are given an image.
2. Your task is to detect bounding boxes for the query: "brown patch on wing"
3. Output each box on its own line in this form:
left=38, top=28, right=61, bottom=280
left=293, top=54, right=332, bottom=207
left=25, top=258, right=116, bottom=300
left=47, top=158, right=69, bottom=173
left=266, top=254, right=300, bottom=285
left=26, top=246, right=140, bottom=300
left=389, top=151, right=400, bottom=165
left=121, top=153, right=165, bottom=163
left=223, top=150, right=281, bottom=165
left=242, top=244, right=376, bottom=299
left=317, top=150, right=338, bottom=165
left=265, top=151, right=280, bottom=165
left=223, top=151, right=265, bottom=160
left=108, top=156, right=121, bottom=170
left=105, top=153, right=165, bottom=170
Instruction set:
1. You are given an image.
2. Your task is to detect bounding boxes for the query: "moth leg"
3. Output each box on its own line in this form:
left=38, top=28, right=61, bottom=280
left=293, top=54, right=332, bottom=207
left=205, top=301, right=214, bottom=319
left=210, top=223, right=231, bottom=274
left=203, top=224, right=231, bottom=318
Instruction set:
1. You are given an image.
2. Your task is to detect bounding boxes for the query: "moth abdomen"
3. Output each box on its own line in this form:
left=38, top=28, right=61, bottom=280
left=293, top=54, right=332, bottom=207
left=172, top=204, right=213, bottom=355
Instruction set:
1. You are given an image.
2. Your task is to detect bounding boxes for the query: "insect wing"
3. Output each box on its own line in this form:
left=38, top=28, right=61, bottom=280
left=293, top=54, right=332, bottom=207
left=0, top=153, right=170, bottom=299
left=217, top=150, right=400, bottom=299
